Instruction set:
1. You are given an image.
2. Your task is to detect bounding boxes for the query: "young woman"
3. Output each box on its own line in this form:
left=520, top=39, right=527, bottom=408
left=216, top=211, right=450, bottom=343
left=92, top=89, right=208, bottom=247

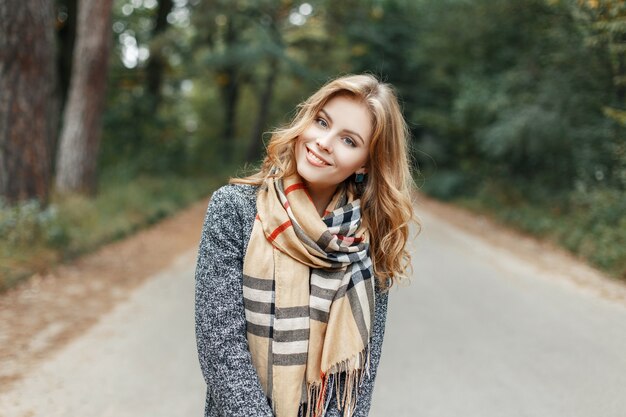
left=195, top=74, right=416, bottom=417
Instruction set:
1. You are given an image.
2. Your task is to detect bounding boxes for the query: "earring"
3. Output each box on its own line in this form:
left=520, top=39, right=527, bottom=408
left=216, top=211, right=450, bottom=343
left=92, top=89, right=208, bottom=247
left=355, top=173, right=366, bottom=183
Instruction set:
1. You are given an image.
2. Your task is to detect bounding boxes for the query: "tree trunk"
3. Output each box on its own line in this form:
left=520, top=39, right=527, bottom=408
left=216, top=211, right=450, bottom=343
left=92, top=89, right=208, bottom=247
left=53, top=0, right=78, bottom=174
left=145, top=0, right=173, bottom=113
left=220, top=67, right=240, bottom=143
left=247, top=58, right=279, bottom=163
left=55, top=0, right=113, bottom=195
left=217, top=17, right=241, bottom=162
left=616, top=51, right=625, bottom=105
left=56, top=0, right=78, bottom=111
left=0, top=0, right=57, bottom=204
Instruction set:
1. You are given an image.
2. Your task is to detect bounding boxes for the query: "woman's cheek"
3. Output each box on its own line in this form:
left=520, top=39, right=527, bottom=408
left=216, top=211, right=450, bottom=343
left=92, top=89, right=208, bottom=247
left=308, top=124, right=324, bottom=137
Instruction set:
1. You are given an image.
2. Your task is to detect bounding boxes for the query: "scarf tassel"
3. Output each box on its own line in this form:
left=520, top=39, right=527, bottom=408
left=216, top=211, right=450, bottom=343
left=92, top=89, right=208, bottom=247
left=305, top=346, right=371, bottom=417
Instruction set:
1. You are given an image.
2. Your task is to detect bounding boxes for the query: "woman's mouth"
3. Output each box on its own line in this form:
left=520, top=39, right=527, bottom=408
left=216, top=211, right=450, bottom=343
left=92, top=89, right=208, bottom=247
left=306, top=147, right=330, bottom=167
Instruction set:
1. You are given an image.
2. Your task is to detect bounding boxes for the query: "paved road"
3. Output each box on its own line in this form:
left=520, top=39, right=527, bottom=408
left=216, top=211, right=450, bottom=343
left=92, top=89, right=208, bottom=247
left=1, top=208, right=626, bottom=417
left=0, top=253, right=205, bottom=417
left=370, top=209, right=626, bottom=417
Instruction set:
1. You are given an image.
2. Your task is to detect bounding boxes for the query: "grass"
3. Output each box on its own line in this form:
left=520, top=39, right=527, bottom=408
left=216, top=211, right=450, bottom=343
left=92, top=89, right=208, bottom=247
left=428, top=178, right=626, bottom=281
left=0, top=174, right=225, bottom=292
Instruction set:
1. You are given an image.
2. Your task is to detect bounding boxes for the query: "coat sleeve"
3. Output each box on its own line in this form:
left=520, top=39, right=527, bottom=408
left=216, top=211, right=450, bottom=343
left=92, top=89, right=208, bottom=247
left=324, top=287, right=390, bottom=417
left=350, top=288, right=389, bottom=416
left=194, top=186, right=274, bottom=417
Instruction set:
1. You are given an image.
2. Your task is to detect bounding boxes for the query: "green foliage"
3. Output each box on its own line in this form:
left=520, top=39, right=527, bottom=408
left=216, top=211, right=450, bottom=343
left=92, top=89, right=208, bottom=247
left=0, top=174, right=223, bottom=291
left=455, top=182, right=626, bottom=279
left=420, top=170, right=473, bottom=201
left=44, top=0, right=626, bottom=282
left=53, top=175, right=215, bottom=254
left=409, top=0, right=623, bottom=190
left=102, top=0, right=346, bottom=177
left=366, top=0, right=626, bottom=280
left=0, top=199, right=61, bottom=249
left=101, top=11, right=186, bottom=175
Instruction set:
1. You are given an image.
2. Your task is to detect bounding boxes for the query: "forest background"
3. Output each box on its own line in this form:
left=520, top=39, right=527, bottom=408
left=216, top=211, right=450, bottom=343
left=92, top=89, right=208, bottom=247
left=0, top=0, right=625, bottom=290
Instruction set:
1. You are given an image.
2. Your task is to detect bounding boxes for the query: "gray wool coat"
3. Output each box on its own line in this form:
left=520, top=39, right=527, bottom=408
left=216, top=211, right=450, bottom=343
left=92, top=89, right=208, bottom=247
left=194, top=184, right=389, bottom=417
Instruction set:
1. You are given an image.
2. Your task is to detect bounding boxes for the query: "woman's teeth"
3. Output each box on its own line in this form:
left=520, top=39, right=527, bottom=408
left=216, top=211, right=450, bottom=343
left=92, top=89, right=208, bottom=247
left=308, top=149, right=328, bottom=165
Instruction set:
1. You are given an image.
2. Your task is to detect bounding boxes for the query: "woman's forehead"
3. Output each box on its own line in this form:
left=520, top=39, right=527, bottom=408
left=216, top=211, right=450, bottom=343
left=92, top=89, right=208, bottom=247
left=319, top=95, right=373, bottom=143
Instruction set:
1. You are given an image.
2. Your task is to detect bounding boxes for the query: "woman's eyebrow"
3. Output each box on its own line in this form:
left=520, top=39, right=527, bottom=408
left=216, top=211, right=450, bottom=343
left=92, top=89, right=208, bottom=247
left=320, top=109, right=365, bottom=145
left=320, top=109, right=334, bottom=124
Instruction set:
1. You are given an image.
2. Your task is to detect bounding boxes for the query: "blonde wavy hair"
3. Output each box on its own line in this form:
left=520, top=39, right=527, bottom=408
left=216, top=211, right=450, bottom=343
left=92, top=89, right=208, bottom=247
left=231, top=74, right=417, bottom=289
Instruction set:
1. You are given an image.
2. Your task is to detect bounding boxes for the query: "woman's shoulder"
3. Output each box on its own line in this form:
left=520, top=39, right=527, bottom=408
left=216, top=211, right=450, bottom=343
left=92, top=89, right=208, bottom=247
left=208, top=183, right=259, bottom=215
left=212, top=183, right=258, bottom=200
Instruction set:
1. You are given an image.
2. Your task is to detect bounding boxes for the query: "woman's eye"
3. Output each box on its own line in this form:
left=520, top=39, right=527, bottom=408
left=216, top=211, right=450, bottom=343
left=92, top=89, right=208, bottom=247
left=342, top=137, right=356, bottom=147
left=316, top=118, right=328, bottom=128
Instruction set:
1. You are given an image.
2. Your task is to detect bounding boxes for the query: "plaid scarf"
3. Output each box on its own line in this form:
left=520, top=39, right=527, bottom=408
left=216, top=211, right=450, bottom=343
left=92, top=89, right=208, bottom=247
left=242, top=173, right=375, bottom=417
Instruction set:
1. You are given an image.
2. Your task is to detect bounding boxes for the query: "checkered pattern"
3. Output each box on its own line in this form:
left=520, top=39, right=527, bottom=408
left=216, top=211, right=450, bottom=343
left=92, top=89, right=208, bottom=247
left=242, top=174, right=375, bottom=417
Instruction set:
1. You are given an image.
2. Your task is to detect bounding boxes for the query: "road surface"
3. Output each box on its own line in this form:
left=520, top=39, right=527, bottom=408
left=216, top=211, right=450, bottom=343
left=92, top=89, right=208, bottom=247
left=1, top=205, right=625, bottom=417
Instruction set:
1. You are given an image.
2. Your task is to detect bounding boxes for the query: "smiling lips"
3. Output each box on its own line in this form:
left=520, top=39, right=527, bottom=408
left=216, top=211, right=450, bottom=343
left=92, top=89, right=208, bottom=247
left=306, top=146, right=331, bottom=167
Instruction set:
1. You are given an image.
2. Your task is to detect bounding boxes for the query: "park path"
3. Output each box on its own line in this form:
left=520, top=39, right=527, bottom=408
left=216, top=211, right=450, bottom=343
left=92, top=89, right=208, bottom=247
left=369, top=206, right=626, bottom=417
left=1, top=197, right=626, bottom=416
left=0, top=252, right=203, bottom=417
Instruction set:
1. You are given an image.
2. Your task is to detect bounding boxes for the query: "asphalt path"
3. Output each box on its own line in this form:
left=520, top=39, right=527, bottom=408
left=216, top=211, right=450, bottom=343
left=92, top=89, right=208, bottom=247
left=370, top=208, right=626, bottom=417
left=1, top=207, right=626, bottom=417
left=0, top=253, right=205, bottom=417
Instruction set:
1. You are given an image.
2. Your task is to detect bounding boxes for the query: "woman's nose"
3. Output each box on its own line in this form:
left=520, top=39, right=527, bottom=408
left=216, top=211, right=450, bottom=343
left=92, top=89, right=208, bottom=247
left=315, top=135, right=333, bottom=153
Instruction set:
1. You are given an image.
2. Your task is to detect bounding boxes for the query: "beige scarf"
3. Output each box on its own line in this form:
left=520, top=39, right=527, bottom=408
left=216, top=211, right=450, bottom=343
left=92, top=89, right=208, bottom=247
left=242, top=173, right=376, bottom=417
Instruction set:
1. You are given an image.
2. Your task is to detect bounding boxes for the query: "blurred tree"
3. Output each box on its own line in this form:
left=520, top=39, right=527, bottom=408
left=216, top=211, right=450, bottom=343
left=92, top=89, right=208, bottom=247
left=218, top=13, right=243, bottom=153
left=578, top=0, right=626, bottom=121
left=408, top=0, right=619, bottom=193
left=190, top=0, right=313, bottom=163
left=55, top=0, right=78, bottom=112
left=0, top=0, right=58, bottom=204
left=340, top=0, right=421, bottom=142
left=93, top=0, right=624, bottom=196
left=55, top=0, right=114, bottom=195
left=331, top=1, right=414, bottom=81
left=145, top=0, right=174, bottom=114
left=53, top=0, right=78, bottom=174
left=190, top=0, right=250, bottom=161
left=98, top=0, right=183, bottom=176
left=576, top=0, right=626, bottom=189
left=246, top=55, right=280, bottom=163
left=245, top=1, right=293, bottom=163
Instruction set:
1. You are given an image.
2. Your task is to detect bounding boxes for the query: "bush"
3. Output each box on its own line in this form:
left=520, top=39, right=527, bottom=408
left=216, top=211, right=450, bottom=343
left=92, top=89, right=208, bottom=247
left=421, top=170, right=473, bottom=201
left=0, top=199, right=60, bottom=248
left=448, top=183, right=626, bottom=280
left=0, top=174, right=224, bottom=292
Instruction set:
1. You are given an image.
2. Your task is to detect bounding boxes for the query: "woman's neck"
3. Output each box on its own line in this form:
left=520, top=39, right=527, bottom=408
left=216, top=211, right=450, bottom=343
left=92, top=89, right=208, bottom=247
left=306, top=184, right=337, bottom=217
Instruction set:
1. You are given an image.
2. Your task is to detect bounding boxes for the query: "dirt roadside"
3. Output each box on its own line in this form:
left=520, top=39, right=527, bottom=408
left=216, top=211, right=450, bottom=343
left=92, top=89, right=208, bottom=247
left=1, top=193, right=624, bottom=394
left=0, top=198, right=210, bottom=393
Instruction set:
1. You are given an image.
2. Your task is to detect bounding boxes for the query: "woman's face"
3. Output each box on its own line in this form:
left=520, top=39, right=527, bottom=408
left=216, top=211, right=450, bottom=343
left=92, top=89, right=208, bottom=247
left=295, top=95, right=372, bottom=193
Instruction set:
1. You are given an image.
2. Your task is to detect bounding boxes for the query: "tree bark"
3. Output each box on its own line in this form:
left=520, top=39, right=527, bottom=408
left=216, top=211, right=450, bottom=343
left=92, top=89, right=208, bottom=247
left=55, top=0, right=113, bottom=195
left=0, top=0, right=57, bottom=204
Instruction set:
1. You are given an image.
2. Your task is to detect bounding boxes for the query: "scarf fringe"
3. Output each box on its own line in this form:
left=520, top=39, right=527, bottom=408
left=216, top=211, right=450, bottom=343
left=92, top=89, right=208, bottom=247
left=304, top=346, right=371, bottom=417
